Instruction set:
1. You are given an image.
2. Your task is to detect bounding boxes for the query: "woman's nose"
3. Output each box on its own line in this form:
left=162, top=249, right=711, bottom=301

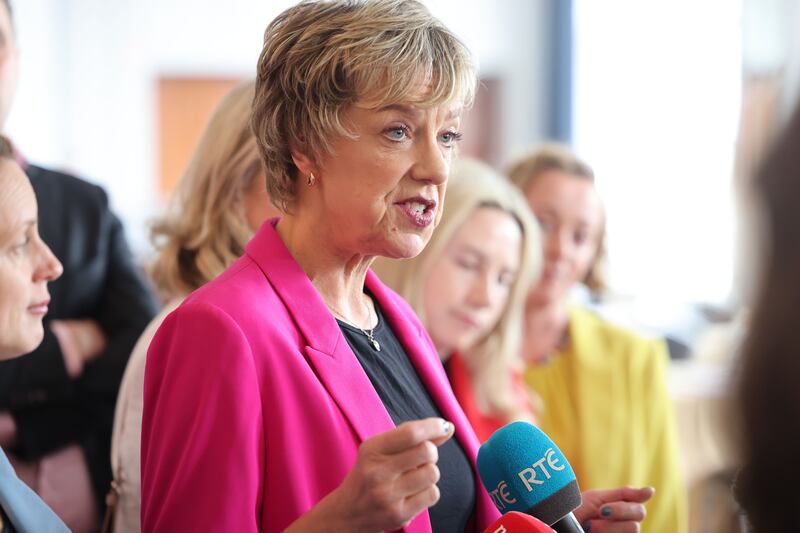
left=466, top=273, right=492, bottom=308
left=411, top=138, right=449, bottom=185
left=34, top=239, right=63, bottom=282
left=545, top=231, right=567, bottom=261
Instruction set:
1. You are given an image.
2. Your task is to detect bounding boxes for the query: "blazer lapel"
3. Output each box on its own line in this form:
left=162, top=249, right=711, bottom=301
left=246, top=221, right=485, bottom=532
left=245, top=220, right=395, bottom=444
left=367, top=270, right=479, bottom=455
left=369, top=270, right=499, bottom=530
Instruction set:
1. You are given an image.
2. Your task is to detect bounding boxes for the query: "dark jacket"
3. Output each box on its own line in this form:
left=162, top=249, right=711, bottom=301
left=0, top=164, right=158, bottom=516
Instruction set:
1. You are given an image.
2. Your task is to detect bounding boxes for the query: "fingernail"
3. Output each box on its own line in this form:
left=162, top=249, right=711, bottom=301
left=582, top=521, right=592, bottom=532
left=441, top=419, right=452, bottom=435
left=601, top=506, right=612, bottom=517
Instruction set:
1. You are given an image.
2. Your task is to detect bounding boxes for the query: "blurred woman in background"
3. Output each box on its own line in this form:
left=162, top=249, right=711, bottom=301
left=108, top=80, right=278, bottom=533
left=376, top=158, right=656, bottom=532
left=508, top=144, right=687, bottom=533
left=375, top=158, right=540, bottom=440
left=0, top=134, right=68, bottom=531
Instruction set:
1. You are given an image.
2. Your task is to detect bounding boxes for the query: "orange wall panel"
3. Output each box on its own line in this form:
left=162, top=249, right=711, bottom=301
left=157, top=77, right=242, bottom=197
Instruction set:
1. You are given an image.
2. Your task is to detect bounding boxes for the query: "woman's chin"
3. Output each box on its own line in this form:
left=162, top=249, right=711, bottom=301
left=375, top=235, right=431, bottom=260
left=0, top=334, right=42, bottom=361
left=528, top=284, right=563, bottom=307
left=24, top=328, right=45, bottom=354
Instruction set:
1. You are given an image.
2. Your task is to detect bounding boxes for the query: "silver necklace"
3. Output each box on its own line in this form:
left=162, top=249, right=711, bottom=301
left=329, top=306, right=381, bottom=352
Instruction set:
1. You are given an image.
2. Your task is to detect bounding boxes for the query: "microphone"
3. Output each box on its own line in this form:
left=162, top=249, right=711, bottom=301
left=483, top=511, right=555, bottom=532
left=477, top=421, right=585, bottom=533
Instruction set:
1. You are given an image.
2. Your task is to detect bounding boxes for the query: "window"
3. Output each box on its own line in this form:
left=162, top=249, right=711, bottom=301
left=573, top=0, right=742, bottom=305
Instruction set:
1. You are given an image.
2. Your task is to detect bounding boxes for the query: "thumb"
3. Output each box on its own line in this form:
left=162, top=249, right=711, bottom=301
left=430, top=419, right=455, bottom=447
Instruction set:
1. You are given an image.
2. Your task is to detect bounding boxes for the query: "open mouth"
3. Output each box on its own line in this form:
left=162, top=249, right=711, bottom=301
left=397, top=197, right=437, bottom=227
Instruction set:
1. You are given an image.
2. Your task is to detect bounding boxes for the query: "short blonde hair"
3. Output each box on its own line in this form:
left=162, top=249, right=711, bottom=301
left=507, top=143, right=608, bottom=293
left=375, top=158, right=542, bottom=423
left=150, top=81, right=262, bottom=299
left=252, top=0, right=476, bottom=211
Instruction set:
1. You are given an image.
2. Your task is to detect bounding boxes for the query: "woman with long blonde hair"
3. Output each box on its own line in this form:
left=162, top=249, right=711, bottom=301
left=108, top=80, right=278, bottom=533
left=376, top=157, right=656, bottom=531
left=375, top=158, right=541, bottom=435
left=148, top=81, right=276, bottom=300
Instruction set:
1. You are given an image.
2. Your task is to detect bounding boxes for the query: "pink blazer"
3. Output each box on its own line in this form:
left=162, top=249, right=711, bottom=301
left=141, top=220, right=499, bottom=532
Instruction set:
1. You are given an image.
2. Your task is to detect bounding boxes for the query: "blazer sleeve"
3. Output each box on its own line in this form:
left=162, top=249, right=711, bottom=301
left=141, top=302, right=265, bottom=532
left=638, top=339, right=689, bottom=533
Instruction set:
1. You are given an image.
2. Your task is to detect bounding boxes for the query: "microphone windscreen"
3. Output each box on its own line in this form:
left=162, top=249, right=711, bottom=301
left=477, top=421, right=582, bottom=525
left=483, top=511, right=555, bottom=532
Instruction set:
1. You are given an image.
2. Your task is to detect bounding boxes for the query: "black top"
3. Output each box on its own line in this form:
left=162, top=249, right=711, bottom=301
left=338, top=297, right=476, bottom=532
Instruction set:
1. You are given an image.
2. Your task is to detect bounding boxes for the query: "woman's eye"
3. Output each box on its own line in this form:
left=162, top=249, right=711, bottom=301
left=440, top=130, right=463, bottom=146
left=385, top=127, right=409, bottom=141
left=7, top=237, right=29, bottom=256
left=574, top=230, right=588, bottom=245
left=455, top=258, right=479, bottom=271
left=537, top=219, right=554, bottom=233
left=498, top=272, right=516, bottom=287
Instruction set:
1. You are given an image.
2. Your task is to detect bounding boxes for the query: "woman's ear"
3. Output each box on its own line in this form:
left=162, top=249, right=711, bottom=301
left=290, top=150, right=317, bottom=179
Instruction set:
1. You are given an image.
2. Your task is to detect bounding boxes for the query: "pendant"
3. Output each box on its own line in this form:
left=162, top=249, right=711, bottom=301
left=370, top=338, right=381, bottom=351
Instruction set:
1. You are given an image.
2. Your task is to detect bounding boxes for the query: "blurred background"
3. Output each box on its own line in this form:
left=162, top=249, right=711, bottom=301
left=6, top=1, right=800, bottom=529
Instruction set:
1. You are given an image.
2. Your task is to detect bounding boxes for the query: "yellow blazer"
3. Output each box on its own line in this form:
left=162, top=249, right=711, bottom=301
left=524, top=306, right=687, bottom=533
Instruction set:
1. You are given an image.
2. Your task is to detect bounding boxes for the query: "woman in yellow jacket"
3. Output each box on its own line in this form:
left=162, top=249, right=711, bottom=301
left=508, top=144, right=687, bottom=533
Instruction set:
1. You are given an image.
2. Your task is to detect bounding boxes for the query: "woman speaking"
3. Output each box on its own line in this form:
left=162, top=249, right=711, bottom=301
left=140, top=1, right=496, bottom=532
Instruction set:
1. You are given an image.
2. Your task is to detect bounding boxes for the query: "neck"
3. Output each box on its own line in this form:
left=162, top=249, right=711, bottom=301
left=438, top=347, right=452, bottom=363
left=521, top=297, right=570, bottom=363
left=276, top=209, right=376, bottom=328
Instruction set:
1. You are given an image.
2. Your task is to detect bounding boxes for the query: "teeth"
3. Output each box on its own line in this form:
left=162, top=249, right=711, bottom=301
left=407, top=201, right=426, bottom=214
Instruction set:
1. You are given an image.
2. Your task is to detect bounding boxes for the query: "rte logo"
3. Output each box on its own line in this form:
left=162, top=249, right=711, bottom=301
left=488, top=480, right=517, bottom=510
left=516, top=447, right=565, bottom=492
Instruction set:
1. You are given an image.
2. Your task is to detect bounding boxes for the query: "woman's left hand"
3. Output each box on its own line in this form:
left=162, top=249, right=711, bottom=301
left=573, top=486, right=654, bottom=532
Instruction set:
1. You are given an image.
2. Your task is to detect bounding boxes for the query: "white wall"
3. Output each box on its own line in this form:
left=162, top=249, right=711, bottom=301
left=6, top=0, right=551, bottom=255
left=573, top=0, right=742, bottom=307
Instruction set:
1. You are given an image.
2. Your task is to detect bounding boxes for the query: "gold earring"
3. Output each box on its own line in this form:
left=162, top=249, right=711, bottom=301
left=307, top=172, right=316, bottom=186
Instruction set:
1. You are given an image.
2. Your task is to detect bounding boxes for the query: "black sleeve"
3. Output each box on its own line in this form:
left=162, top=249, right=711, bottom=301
left=8, top=404, right=87, bottom=460
left=0, top=329, right=74, bottom=407
left=76, top=210, right=158, bottom=401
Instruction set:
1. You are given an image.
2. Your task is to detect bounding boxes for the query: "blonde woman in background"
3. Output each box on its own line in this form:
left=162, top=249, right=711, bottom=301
left=508, top=144, right=687, bottom=533
left=376, top=158, right=656, bottom=532
left=374, top=158, right=540, bottom=440
left=107, top=80, right=278, bottom=533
